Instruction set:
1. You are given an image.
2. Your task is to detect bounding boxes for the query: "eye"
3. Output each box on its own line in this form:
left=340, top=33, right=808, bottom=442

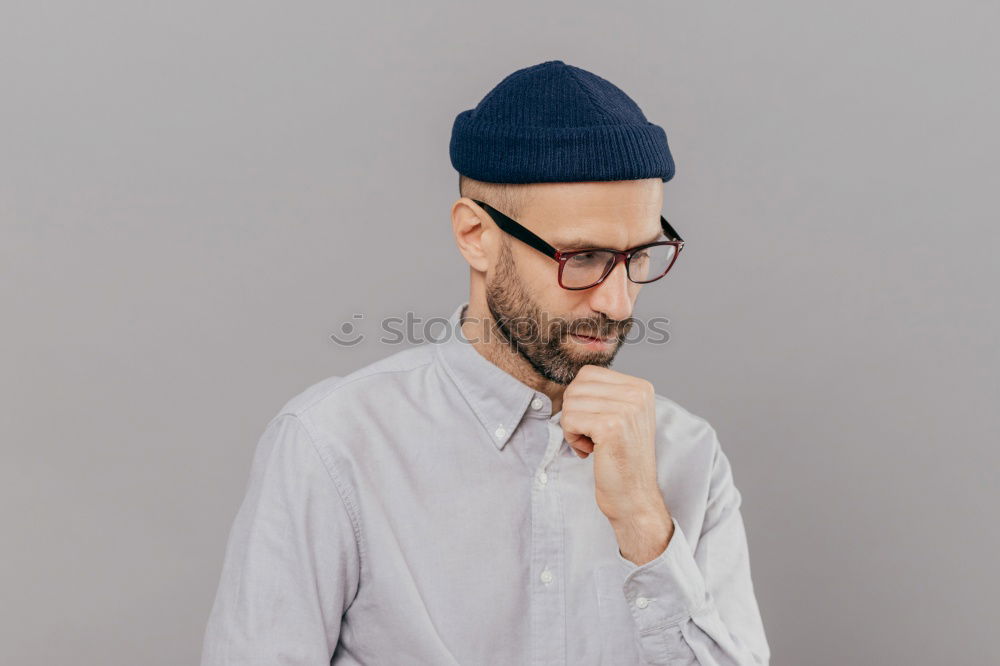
left=567, top=251, right=599, bottom=264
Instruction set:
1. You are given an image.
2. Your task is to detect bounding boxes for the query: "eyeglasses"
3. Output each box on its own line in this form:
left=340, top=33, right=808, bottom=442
left=471, top=199, right=685, bottom=290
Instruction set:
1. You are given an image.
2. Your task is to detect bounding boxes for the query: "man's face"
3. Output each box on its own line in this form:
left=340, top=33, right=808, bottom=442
left=483, top=179, right=664, bottom=385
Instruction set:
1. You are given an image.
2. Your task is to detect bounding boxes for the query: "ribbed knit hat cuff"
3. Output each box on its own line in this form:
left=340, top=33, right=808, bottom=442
left=450, top=110, right=676, bottom=184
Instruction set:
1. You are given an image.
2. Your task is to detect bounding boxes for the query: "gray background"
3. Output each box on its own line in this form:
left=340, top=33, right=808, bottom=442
left=2, top=2, right=997, bottom=664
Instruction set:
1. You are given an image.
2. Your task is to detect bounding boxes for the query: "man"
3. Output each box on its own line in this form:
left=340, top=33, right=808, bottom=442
left=201, top=59, right=770, bottom=665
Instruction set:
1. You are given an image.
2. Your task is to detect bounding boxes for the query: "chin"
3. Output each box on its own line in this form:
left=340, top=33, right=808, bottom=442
left=562, top=342, right=618, bottom=365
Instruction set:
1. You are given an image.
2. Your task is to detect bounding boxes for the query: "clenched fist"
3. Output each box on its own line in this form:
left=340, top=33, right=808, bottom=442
left=561, top=364, right=674, bottom=564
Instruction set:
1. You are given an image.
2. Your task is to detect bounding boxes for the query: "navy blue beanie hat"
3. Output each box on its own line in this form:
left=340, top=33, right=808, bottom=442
left=449, top=60, right=675, bottom=184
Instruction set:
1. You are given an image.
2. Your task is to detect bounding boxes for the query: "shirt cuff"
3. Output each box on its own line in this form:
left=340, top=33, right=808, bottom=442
left=615, top=516, right=710, bottom=631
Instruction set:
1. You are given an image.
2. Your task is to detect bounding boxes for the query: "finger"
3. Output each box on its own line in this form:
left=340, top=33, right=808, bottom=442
left=566, top=431, right=595, bottom=453
left=564, top=431, right=595, bottom=459
left=565, top=382, right=650, bottom=407
left=565, top=385, right=655, bottom=422
left=561, top=395, right=633, bottom=416
left=561, top=410, right=614, bottom=448
left=573, top=364, right=636, bottom=385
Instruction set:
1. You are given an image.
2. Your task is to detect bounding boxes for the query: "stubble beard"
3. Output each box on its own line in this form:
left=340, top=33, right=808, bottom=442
left=484, top=241, right=632, bottom=385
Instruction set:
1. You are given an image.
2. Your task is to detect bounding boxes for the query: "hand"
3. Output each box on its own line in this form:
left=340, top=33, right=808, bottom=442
left=560, top=365, right=671, bottom=537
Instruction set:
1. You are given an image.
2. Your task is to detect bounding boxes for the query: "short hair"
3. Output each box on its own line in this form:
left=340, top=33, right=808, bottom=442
left=459, top=174, right=533, bottom=220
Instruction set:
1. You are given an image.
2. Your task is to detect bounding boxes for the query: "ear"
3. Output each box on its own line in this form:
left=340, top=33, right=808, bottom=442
left=451, top=197, right=492, bottom=273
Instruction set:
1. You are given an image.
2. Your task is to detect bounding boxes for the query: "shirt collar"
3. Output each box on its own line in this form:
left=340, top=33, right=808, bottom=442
left=435, top=302, right=555, bottom=450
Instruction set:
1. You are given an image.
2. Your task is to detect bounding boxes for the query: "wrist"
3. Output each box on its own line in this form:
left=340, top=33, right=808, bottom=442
left=609, top=495, right=670, bottom=530
left=612, top=505, right=674, bottom=566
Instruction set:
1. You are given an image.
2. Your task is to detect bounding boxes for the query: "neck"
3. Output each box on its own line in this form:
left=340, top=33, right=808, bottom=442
left=460, top=299, right=567, bottom=414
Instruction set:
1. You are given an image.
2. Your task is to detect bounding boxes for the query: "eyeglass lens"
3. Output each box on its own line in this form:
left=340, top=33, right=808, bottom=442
left=561, top=244, right=678, bottom=288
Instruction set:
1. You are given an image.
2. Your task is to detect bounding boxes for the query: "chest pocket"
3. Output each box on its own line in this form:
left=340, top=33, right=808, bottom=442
left=593, top=563, right=645, bottom=665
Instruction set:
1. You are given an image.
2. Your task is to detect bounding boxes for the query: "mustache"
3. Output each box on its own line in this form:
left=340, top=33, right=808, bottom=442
left=488, top=308, right=634, bottom=343
left=563, top=317, right=633, bottom=339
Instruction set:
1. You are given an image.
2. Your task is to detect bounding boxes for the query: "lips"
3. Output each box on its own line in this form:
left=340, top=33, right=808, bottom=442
left=569, top=331, right=616, bottom=345
left=571, top=328, right=614, bottom=340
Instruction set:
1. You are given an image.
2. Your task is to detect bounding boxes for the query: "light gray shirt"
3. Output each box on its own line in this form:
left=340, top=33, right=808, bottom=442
left=201, top=302, right=770, bottom=665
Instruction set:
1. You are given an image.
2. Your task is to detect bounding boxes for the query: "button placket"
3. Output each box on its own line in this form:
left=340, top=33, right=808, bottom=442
left=529, top=418, right=567, bottom=664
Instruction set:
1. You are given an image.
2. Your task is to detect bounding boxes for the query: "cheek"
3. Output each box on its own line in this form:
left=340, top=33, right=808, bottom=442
left=511, top=249, right=556, bottom=292
left=521, top=260, right=572, bottom=304
left=514, top=253, right=596, bottom=320
left=545, top=280, right=580, bottom=301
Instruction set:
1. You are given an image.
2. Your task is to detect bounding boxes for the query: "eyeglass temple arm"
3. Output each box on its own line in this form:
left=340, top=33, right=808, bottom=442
left=474, top=198, right=682, bottom=252
left=471, top=199, right=558, bottom=257
left=660, top=216, right=684, bottom=244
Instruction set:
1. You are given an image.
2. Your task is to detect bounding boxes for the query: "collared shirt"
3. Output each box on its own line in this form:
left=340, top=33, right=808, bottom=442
left=201, top=302, right=770, bottom=665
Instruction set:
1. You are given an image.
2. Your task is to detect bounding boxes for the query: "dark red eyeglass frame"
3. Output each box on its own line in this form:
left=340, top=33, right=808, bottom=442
left=471, top=198, right=686, bottom=290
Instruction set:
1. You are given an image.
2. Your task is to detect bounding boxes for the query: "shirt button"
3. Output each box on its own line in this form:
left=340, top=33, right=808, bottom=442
left=540, top=569, right=554, bottom=584
left=635, top=597, right=650, bottom=609
left=537, top=471, right=548, bottom=485
left=531, top=397, right=544, bottom=410
left=494, top=426, right=507, bottom=439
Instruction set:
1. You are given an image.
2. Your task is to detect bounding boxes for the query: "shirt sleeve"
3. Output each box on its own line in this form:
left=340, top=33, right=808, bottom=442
left=200, top=413, right=361, bottom=666
left=613, top=429, right=771, bottom=665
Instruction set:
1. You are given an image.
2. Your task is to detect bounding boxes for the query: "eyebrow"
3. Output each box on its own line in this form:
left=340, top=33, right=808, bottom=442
left=554, top=228, right=666, bottom=252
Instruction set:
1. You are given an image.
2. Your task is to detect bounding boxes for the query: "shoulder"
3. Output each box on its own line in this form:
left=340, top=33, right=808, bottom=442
left=273, top=343, right=438, bottom=424
left=254, top=343, right=446, bottom=488
left=651, top=392, right=723, bottom=468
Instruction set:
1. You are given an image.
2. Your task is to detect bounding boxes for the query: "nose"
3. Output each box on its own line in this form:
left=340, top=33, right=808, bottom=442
left=587, top=259, right=634, bottom=323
